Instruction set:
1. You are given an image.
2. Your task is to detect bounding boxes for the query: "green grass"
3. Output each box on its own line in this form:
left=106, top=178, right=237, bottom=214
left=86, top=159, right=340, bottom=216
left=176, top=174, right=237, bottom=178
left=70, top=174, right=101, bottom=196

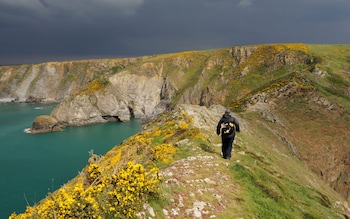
left=228, top=139, right=344, bottom=218
left=309, top=44, right=350, bottom=71
left=110, top=65, right=125, bottom=74
left=60, top=74, right=77, bottom=87
left=308, top=44, right=350, bottom=103
left=223, top=108, right=348, bottom=218
left=326, top=73, right=350, bottom=88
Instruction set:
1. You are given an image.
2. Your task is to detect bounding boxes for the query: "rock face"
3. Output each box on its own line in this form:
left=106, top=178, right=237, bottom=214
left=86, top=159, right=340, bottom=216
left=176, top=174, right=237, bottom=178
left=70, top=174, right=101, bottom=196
left=50, top=70, right=176, bottom=126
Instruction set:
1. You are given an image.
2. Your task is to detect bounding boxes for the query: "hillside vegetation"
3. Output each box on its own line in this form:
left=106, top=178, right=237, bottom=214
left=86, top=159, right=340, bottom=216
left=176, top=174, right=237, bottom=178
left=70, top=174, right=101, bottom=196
left=7, top=44, right=350, bottom=218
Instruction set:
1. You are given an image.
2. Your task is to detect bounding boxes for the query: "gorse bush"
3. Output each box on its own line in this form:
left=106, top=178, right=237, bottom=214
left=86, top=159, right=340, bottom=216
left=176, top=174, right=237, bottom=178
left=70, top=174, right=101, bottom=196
left=77, top=78, right=109, bottom=96
left=151, top=143, right=177, bottom=162
left=10, top=161, right=160, bottom=219
left=106, top=162, right=160, bottom=218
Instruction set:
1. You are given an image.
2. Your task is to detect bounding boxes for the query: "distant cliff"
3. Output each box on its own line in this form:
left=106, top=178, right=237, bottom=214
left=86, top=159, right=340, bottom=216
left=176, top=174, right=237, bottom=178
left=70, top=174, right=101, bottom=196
left=0, top=58, right=140, bottom=103
left=2, top=44, right=350, bottom=214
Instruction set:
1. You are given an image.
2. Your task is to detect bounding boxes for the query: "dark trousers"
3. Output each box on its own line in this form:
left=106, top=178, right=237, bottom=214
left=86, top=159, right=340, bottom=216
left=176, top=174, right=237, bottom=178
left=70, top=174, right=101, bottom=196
left=222, top=137, right=234, bottom=159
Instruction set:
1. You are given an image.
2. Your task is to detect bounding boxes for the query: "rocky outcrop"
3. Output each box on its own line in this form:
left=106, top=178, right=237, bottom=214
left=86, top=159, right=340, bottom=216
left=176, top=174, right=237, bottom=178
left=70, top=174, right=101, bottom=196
left=29, top=115, right=62, bottom=134
left=230, top=44, right=312, bottom=68
left=230, top=45, right=257, bottom=66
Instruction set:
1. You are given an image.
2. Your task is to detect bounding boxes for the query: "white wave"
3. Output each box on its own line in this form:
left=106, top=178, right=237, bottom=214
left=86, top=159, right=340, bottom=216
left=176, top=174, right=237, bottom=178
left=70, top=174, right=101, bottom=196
left=23, top=128, right=31, bottom=134
left=0, top=98, right=15, bottom=103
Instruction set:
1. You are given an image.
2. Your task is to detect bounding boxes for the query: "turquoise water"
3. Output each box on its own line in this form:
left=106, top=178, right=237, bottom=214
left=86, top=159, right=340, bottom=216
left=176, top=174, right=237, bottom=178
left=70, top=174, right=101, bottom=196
left=0, top=103, right=142, bottom=218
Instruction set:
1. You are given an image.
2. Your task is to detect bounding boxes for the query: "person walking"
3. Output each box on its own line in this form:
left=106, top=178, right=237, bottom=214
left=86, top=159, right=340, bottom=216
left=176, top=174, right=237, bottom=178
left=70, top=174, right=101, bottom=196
left=216, top=109, right=240, bottom=159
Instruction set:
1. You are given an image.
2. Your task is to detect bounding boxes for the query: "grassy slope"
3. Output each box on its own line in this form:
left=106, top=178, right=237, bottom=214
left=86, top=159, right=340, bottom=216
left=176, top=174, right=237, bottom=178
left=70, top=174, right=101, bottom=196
left=271, top=44, right=350, bottom=189
left=229, top=111, right=347, bottom=218
left=225, top=44, right=350, bottom=218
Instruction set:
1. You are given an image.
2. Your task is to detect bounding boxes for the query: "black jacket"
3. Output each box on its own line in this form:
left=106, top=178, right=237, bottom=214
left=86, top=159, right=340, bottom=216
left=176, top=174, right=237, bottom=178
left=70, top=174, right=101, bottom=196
left=216, top=114, right=240, bottom=138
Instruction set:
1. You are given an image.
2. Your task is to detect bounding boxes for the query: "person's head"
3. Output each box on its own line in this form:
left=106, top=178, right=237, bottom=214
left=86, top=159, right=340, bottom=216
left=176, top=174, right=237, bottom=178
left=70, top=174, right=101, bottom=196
left=224, top=109, right=231, bottom=115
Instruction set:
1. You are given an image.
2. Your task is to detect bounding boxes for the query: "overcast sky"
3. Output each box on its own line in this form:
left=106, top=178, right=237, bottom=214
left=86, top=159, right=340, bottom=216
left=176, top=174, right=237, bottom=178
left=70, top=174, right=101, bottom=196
left=1, top=0, right=350, bottom=65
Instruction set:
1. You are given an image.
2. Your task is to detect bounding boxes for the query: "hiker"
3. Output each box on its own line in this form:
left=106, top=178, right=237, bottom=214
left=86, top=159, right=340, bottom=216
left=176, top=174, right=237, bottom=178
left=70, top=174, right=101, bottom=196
left=216, top=109, right=240, bottom=159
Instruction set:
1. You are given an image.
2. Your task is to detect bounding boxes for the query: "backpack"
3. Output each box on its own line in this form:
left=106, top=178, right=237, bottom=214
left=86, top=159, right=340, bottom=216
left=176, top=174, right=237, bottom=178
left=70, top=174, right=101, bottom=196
left=221, top=121, right=235, bottom=136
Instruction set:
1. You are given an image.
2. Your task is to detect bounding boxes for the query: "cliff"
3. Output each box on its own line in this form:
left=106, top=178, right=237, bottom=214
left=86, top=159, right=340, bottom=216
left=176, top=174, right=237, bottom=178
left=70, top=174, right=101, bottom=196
left=3, top=44, right=350, bottom=217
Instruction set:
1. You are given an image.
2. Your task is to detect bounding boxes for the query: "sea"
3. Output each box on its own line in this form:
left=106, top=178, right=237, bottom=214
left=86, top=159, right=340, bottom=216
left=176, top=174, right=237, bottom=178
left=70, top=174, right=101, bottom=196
left=0, top=102, right=142, bottom=218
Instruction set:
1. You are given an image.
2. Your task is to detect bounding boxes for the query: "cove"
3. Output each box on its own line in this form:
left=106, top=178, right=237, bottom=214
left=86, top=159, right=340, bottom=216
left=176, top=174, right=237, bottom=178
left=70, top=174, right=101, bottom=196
left=0, top=103, right=142, bottom=218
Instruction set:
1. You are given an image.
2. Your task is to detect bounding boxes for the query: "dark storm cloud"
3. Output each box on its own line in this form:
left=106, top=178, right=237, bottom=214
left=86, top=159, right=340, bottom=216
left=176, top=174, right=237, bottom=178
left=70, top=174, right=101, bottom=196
left=0, top=0, right=349, bottom=65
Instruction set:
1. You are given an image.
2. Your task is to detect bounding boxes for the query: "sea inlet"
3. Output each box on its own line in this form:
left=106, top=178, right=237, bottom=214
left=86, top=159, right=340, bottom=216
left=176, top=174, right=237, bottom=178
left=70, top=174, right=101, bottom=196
left=0, top=103, right=141, bottom=218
